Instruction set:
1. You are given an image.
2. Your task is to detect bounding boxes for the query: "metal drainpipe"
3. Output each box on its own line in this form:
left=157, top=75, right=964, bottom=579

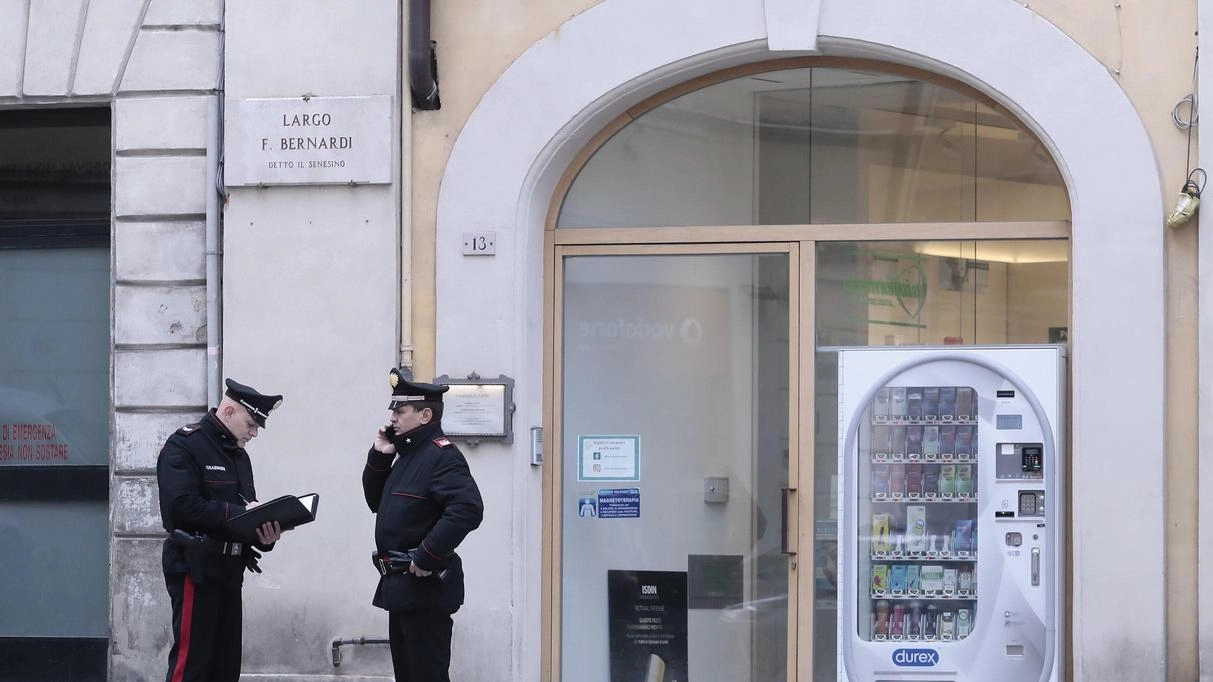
left=330, top=637, right=391, bottom=667
left=399, top=0, right=414, bottom=374
left=205, top=3, right=227, bottom=406
left=408, top=0, right=440, bottom=110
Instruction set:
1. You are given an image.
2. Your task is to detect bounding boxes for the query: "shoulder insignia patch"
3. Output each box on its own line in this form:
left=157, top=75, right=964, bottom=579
left=177, top=423, right=201, bottom=435
left=433, top=437, right=452, bottom=448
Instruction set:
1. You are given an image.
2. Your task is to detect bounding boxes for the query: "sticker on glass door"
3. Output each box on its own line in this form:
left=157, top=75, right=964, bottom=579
left=577, top=435, right=640, bottom=481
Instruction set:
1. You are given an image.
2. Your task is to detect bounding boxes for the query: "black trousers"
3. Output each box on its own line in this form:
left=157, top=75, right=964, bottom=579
left=164, top=573, right=243, bottom=682
left=388, top=608, right=454, bottom=682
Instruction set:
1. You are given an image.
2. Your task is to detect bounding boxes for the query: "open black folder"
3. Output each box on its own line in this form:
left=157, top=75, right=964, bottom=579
left=225, top=493, right=319, bottom=543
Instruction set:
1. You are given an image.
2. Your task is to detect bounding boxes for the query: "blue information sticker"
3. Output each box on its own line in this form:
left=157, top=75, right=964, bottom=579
left=598, top=488, right=640, bottom=518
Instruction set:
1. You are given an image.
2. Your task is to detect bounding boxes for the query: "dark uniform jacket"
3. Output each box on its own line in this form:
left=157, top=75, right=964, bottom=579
left=157, top=410, right=270, bottom=588
left=363, top=420, right=484, bottom=613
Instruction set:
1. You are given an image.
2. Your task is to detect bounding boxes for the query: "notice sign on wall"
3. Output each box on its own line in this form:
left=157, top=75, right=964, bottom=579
left=578, top=435, right=640, bottom=481
left=608, top=570, right=688, bottom=682
left=597, top=488, right=640, bottom=518
left=225, top=95, right=393, bottom=186
left=441, top=383, right=508, bottom=438
left=0, top=422, right=71, bottom=463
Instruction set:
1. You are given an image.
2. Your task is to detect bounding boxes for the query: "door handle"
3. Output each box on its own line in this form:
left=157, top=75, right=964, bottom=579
left=781, top=488, right=797, bottom=555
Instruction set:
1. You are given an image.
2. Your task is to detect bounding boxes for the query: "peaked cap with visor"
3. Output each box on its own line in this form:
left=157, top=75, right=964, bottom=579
left=388, top=367, right=449, bottom=410
left=224, top=378, right=282, bottom=427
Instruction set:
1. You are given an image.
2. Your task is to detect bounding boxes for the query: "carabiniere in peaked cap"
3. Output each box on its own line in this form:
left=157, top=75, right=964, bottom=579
left=388, top=367, right=449, bottom=409
left=224, top=378, right=283, bottom=428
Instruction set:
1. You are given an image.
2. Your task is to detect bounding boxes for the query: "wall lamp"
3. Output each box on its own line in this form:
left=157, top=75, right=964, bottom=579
left=1167, top=168, right=1205, bottom=228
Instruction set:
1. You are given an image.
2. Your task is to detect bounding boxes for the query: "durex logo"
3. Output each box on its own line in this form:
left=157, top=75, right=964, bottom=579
left=892, top=648, right=940, bottom=667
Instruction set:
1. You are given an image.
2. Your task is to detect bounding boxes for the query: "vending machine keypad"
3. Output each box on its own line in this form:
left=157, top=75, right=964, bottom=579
left=1021, top=446, right=1043, bottom=473
left=1018, top=491, right=1045, bottom=517
left=996, top=442, right=1045, bottom=480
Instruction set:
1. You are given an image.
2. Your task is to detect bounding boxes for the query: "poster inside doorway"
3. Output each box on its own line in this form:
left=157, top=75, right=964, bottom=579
left=578, top=435, right=640, bottom=481
left=608, top=570, right=688, bottom=682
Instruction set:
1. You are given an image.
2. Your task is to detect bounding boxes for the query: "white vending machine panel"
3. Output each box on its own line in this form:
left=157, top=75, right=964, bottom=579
left=837, top=346, right=1064, bottom=682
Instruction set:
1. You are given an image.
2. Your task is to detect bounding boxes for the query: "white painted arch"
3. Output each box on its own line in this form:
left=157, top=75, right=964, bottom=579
left=436, top=1, right=1165, bottom=680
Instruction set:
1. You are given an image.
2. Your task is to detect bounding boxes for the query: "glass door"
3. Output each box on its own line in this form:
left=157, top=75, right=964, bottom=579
left=552, top=244, right=797, bottom=682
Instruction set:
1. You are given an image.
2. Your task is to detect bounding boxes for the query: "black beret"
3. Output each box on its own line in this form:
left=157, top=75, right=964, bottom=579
left=224, top=378, right=282, bottom=427
left=388, top=367, right=448, bottom=409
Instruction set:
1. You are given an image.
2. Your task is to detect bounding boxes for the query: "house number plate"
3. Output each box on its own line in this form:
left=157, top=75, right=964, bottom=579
left=462, top=232, right=496, bottom=256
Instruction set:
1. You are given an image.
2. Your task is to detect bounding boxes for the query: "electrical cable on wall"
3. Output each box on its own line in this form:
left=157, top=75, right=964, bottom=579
left=1168, top=46, right=1204, bottom=228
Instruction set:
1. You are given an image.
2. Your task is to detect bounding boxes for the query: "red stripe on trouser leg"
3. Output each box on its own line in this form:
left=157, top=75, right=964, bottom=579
left=170, top=575, right=196, bottom=682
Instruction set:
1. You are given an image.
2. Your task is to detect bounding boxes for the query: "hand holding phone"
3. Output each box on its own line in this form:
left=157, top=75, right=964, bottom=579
left=373, top=424, right=397, bottom=454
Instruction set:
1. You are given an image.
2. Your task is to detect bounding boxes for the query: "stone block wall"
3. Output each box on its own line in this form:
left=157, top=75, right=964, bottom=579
left=0, top=0, right=222, bottom=679
left=110, top=4, right=220, bottom=676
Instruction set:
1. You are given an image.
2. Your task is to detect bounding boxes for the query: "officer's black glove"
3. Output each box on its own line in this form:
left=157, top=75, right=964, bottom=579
left=244, top=547, right=262, bottom=574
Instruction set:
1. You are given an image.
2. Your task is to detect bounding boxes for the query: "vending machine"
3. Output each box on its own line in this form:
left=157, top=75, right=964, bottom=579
left=836, top=346, right=1064, bottom=682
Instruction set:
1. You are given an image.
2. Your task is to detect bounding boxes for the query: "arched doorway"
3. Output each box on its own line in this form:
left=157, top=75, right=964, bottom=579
left=433, top=1, right=1165, bottom=679
left=547, top=59, right=1069, bottom=681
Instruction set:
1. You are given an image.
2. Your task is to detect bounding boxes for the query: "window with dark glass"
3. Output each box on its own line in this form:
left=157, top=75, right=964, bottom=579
left=0, top=107, right=111, bottom=681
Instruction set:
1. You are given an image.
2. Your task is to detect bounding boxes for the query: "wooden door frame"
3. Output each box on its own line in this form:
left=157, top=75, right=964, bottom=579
left=543, top=240, right=805, bottom=682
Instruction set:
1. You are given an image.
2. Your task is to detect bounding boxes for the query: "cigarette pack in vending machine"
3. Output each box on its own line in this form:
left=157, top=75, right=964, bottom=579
left=837, top=346, right=1065, bottom=682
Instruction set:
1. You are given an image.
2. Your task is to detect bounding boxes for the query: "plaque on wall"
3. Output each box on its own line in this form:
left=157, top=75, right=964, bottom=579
left=608, top=570, right=688, bottom=682
left=224, top=95, right=393, bottom=186
left=433, top=374, right=515, bottom=443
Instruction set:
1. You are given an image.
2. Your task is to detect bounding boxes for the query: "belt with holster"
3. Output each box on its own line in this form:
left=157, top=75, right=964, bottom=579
left=372, top=550, right=413, bottom=576
left=171, top=529, right=244, bottom=556
left=171, top=529, right=249, bottom=583
left=372, top=549, right=451, bottom=581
